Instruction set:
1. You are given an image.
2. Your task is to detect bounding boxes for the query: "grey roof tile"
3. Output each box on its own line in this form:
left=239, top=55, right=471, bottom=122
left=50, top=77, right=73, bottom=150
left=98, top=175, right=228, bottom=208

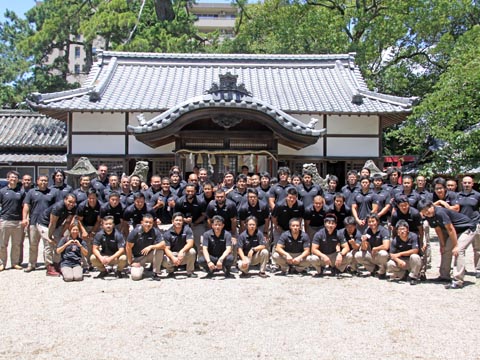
left=29, top=51, right=417, bottom=115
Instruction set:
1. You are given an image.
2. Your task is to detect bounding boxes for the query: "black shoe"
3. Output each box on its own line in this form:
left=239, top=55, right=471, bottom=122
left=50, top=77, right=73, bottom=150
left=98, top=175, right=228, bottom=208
left=258, top=272, right=269, bottom=278
left=95, top=271, right=108, bottom=279
left=115, top=270, right=125, bottom=279
left=432, top=277, right=451, bottom=283
left=275, top=271, right=287, bottom=276
left=409, top=277, right=418, bottom=286
left=445, top=281, right=463, bottom=289
left=186, top=272, right=198, bottom=278
left=224, top=272, right=235, bottom=279
left=239, top=272, right=250, bottom=278
left=419, top=274, right=427, bottom=281
left=151, top=273, right=161, bottom=281
left=229, top=267, right=239, bottom=273
left=378, top=273, right=387, bottom=280
left=400, top=273, right=409, bottom=282
left=203, top=272, right=214, bottom=279
left=83, top=268, right=90, bottom=275
left=166, top=272, right=176, bottom=279
left=313, top=272, right=323, bottom=278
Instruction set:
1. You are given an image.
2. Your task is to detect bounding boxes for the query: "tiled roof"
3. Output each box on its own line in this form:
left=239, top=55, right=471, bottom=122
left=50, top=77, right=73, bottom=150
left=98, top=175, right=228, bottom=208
left=0, top=110, right=67, bottom=149
left=28, top=51, right=417, bottom=115
left=0, top=153, right=66, bottom=164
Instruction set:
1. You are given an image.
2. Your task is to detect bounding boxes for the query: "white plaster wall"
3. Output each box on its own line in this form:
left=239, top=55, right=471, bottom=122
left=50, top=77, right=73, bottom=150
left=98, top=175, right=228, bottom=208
left=327, top=137, right=379, bottom=157
left=72, top=135, right=125, bottom=154
left=72, top=112, right=125, bottom=132
left=128, top=136, right=175, bottom=154
left=278, top=139, right=324, bottom=156
left=327, top=115, right=379, bottom=135
left=129, top=112, right=162, bottom=126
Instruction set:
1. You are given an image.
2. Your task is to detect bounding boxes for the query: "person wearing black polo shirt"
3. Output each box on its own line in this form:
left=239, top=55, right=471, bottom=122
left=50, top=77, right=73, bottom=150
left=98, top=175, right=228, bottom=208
left=37, top=194, right=77, bottom=276
left=418, top=199, right=477, bottom=289
left=393, top=175, right=421, bottom=210
left=100, top=192, right=126, bottom=234
left=354, top=213, right=390, bottom=279
left=0, top=171, right=25, bottom=271
left=271, top=187, right=304, bottom=245
left=308, top=214, right=350, bottom=277
left=72, top=175, right=91, bottom=205
left=174, top=183, right=206, bottom=253
left=238, top=188, right=270, bottom=235
left=144, top=174, right=162, bottom=204
left=160, top=212, right=197, bottom=278
left=51, top=169, right=73, bottom=202
left=198, top=215, right=234, bottom=279
left=268, top=167, right=293, bottom=211
left=256, top=172, right=271, bottom=203
left=56, top=223, right=88, bottom=282
left=119, top=176, right=133, bottom=208
left=297, top=170, right=323, bottom=209
left=328, top=193, right=351, bottom=230
left=91, top=216, right=127, bottom=279
left=341, top=170, right=360, bottom=207
left=91, top=164, right=109, bottom=203
left=22, top=175, right=58, bottom=272
left=76, top=189, right=101, bottom=270
left=454, top=176, right=480, bottom=278
left=432, top=177, right=459, bottom=211
left=126, top=214, right=164, bottom=281
left=323, top=175, right=339, bottom=208
left=304, top=195, right=327, bottom=241
left=237, top=216, right=269, bottom=278
left=123, top=192, right=157, bottom=232
left=227, top=174, right=248, bottom=210
left=371, top=174, right=391, bottom=227
left=273, top=218, right=310, bottom=275
left=386, top=220, right=421, bottom=285
left=103, top=174, right=121, bottom=203
left=340, top=216, right=362, bottom=275
left=206, top=189, right=238, bottom=237
left=351, top=176, right=379, bottom=233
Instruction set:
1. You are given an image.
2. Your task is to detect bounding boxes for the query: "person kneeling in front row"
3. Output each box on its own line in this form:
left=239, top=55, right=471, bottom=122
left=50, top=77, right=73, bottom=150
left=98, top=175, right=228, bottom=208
left=56, top=223, right=88, bottom=282
left=237, top=216, right=269, bottom=278
left=160, top=212, right=197, bottom=278
left=126, top=214, right=164, bottom=281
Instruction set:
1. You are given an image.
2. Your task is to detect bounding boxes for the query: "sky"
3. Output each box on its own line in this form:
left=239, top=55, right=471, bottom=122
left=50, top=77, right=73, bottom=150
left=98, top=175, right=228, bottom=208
left=0, top=0, right=233, bottom=21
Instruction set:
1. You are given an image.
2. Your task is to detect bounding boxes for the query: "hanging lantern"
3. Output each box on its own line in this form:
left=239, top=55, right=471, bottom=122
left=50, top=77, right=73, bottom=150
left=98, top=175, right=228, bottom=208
left=197, top=153, right=203, bottom=165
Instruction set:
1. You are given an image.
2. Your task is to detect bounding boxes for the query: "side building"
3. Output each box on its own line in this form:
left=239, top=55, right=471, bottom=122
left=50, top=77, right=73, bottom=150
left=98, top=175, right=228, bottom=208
left=27, top=51, right=416, bottom=184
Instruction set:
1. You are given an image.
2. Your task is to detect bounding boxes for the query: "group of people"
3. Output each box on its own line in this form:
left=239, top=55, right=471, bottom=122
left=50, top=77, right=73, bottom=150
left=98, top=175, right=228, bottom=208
left=0, top=163, right=479, bottom=289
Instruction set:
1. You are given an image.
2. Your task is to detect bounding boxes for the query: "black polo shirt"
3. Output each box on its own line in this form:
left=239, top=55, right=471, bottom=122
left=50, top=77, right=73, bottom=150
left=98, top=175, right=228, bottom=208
left=237, top=229, right=266, bottom=253
left=353, top=190, right=379, bottom=220
left=76, top=199, right=101, bottom=227
left=123, top=204, right=157, bottom=227
left=23, top=188, right=58, bottom=225
left=174, top=195, right=206, bottom=223
left=238, top=200, right=270, bottom=227
left=205, top=199, right=238, bottom=231
left=277, top=230, right=310, bottom=253
left=341, top=184, right=360, bottom=207
left=268, top=183, right=294, bottom=205
left=51, top=183, right=73, bottom=202
left=93, top=229, right=125, bottom=256
left=390, top=232, right=419, bottom=257
left=38, top=200, right=76, bottom=228
left=100, top=202, right=124, bottom=225
left=454, top=190, right=480, bottom=221
left=297, top=184, right=323, bottom=209
left=72, top=188, right=89, bottom=205
left=150, top=191, right=177, bottom=225
left=162, top=225, right=193, bottom=252
left=312, top=228, right=345, bottom=255
left=426, top=207, right=476, bottom=234
left=339, top=227, right=362, bottom=251
left=326, top=204, right=351, bottom=230
left=304, top=206, right=327, bottom=228
left=202, top=229, right=232, bottom=257
left=58, top=237, right=88, bottom=267
left=127, top=225, right=162, bottom=258
left=272, top=199, right=304, bottom=230
left=227, top=188, right=247, bottom=210
left=391, top=207, right=423, bottom=234
left=364, top=226, right=390, bottom=248
left=0, top=184, right=25, bottom=221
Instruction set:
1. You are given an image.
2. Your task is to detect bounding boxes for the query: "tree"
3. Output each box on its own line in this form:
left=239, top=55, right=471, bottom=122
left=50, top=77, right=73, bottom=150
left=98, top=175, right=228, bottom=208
left=388, top=25, right=480, bottom=175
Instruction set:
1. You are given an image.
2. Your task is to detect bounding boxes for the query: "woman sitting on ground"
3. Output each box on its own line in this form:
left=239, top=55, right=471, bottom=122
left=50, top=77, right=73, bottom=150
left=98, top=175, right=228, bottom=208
left=56, top=223, right=88, bottom=282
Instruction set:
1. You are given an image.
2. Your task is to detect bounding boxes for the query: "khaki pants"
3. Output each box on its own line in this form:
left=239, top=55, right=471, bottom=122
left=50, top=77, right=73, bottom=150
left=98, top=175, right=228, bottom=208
left=354, top=249, right=389, bottom=274
left=272, top=251, right=310, bottom=272
left=452, top=229, right=476, bottom=285
left=26, top=225, right=42, bottom=268
left=345, top=250, right=358, bottom=271
left=473, top=223, right=480, bottom=273
left=387, top=254, right=421, bottom=279
left=90, top=254, right=127, bottom=272
left=237, top=249, right=269, bottom=273
left=0, top=220, right=24, bottom=267
left=61, top=265, right=83, bottom=282
left=308, top=252, right=349, bottom=273
left=37, top=224, right=62, bottom=265
left=162, top=248, right=197, bottom=273
left=130, top=250, right=163, bottom=281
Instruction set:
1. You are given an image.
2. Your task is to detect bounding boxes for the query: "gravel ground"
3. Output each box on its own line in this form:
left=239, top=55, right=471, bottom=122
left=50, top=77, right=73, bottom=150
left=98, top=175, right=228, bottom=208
left=0, top=235, right=479, bottom=360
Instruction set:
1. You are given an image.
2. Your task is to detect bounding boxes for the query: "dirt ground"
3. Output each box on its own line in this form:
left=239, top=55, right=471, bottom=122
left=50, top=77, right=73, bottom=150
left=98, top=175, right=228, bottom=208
left=0, top=235, right=478, bottom=360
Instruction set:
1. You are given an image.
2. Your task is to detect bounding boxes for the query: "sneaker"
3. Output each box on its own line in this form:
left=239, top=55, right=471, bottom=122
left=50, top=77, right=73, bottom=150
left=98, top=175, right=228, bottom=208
left=313, top=272, right=323, bottom=278
left=151, top=273, right=161, bottom=281
left=409, top=277, right=418, bottom=286
left=12, top=264, right=23, bottom=270
left=229, top=267, right=239, bottom=274
left=203, top=272, right=214, bottom=279
left=258, top=272, right=268, bottom=278
left=24, top=266, right=35, bottom=273
left=419, top=274, right=427, bottom=281
left=46, top=264, right=60, bottom=277
left=166, top=272, right=176, bottom=279
left=115, top=270, right=125, bottom=279
left=377, top=273, right=387, bottom=280
left=95, top=271, right=108, bottom=279
left=186, top=272, right=198, bottom=278
left=224, top=271, right=235, bottom=279
left=275, top=271, right=287, bottom=276
left=445, top=281, right=463, bottom=289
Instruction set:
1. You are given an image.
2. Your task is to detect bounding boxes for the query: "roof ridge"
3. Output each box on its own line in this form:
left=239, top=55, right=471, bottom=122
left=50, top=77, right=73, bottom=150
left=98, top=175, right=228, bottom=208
left=359, top=89, right=418, bottom=107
